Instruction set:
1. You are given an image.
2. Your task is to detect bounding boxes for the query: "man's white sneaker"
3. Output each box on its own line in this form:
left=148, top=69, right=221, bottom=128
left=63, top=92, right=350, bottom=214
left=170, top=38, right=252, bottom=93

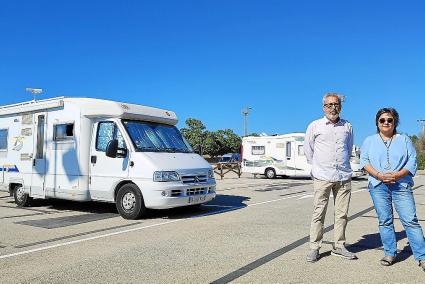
left=331, top=247, right=357, bottom=260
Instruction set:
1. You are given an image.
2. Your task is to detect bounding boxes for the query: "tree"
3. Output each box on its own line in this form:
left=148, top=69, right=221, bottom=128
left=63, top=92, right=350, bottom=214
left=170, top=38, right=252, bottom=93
left=414, top=133, right=425, bottom=170
left=180, top=118, right=207, bottom=153
left=203, top=131, right=222, bottom=158
left=180, top=118, right=242, bottom=158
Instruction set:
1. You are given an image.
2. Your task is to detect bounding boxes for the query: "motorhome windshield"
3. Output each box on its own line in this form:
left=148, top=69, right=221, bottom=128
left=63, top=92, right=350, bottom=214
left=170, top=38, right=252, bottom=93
left=122, top=120, right=193, bottom=153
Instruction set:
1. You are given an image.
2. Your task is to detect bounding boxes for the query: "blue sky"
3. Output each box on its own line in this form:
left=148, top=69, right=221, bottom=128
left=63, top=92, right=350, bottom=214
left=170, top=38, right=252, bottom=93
left=1, top=0, right=424, bottom=145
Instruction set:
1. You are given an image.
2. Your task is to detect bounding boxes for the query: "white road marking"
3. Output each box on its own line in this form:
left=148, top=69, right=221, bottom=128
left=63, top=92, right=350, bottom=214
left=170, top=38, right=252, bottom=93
left=0, top=188, right=368, bottom=260
left=298, top=194, right=314, bottom=199
left=297, top=188, right=367, bottom=199
left=0, top=219, right=183, bottom=260
left=247, top=193, right=309, bottom=207
left=202, top=204, right=238, bottom=208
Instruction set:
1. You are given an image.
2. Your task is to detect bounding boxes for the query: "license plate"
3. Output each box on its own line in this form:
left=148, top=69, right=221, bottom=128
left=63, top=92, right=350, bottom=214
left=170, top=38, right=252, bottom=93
left=188, top=195, right=206, bottom=204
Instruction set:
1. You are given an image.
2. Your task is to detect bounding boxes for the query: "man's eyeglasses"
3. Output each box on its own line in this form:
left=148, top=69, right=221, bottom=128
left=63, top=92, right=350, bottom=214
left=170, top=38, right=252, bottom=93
left=379, top=118, right=394, bottom=124
left=324, top=103, right=340, bottom=109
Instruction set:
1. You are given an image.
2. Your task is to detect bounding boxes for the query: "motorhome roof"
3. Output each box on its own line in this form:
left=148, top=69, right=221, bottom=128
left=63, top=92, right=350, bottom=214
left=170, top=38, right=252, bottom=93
left=0, top=97, right=178, bottom=125
left=242, top=133, right=305, bottom=141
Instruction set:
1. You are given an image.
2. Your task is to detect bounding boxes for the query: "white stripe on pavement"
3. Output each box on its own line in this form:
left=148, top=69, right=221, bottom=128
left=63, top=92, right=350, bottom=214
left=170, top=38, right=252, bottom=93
left=0, top=189, right=368, bottom=260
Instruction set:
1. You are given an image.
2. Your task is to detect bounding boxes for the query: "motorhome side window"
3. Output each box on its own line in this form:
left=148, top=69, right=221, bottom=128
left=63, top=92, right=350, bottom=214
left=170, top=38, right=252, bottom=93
left=286, top=142, right=291, bottom=157
left=54, top=123, right=74, bottom=141
left=96, top=122, right=126, bottom=152
left=0, top=129, right=8, bottom=151
left=298, top=145, right=305, bottom=156
left=252, top=146, right=265, bottom=155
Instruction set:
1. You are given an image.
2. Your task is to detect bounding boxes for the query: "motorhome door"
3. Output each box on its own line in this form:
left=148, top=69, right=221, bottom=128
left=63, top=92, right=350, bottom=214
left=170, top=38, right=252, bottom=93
left=89, top=120, right=129, bottom=200
left=31, top=112, right=47, bottom=197
left=284, top=141, right=296, bottom=176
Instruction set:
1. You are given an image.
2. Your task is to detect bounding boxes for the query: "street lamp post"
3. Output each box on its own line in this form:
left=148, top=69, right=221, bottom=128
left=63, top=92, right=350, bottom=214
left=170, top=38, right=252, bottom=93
left=25, top=88, right=43, bottom=101
left=242, top=107, right=252, bottom=137
left=418, top=119, right=425, bottom=134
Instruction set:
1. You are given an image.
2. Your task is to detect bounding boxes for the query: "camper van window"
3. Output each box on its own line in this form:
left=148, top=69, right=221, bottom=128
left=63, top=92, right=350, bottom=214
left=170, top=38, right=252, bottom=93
left=298, top=145, right=305, bottom=156
left=286, top=142, right=291, bottom=157
left=122, top=120, right=193, bottom=153
left=252, top=146, right=265, bottom=155
left=54, top=123, right=74, bottom=141
left=36, top=115, right=45, bottom=159
left=0, top=129, right=8, bottom=151
left=96, top=122, right=126, bottom=152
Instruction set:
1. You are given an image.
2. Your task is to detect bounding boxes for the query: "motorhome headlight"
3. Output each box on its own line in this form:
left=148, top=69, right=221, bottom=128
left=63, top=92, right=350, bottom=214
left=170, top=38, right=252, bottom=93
left=208, top=169, right=214, bottom=179
left=153, top=171, right=180, bottom=182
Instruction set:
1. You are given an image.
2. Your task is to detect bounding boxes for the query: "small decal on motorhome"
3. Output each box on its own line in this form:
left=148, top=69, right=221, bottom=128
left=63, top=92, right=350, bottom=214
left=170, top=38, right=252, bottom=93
left=12, top=137, right=24, bottom=151
left=0, top=164, right=19, bottom=172
left=21, top=128, right=32, bottom=136
left=20, top=153, right=32, bottom=160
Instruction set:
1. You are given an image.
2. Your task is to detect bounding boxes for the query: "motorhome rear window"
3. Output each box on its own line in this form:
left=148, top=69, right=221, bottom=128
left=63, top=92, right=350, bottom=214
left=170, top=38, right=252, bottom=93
left=0, top=129, right=8, bottom=150
left=251, top=146, right=265, bottom=155
left=54, top=123, right=74, bottom=141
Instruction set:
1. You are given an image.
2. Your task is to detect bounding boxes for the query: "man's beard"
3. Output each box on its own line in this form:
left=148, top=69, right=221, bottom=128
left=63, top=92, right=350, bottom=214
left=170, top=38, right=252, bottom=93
left=326, top=113, right=339, bottom=121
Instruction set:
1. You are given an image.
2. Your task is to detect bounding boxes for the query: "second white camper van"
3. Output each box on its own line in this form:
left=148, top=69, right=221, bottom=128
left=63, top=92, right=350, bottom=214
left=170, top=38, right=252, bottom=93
left=0, top=97, right=216, bottom=219
left=241, top=133, right=364, bottom=179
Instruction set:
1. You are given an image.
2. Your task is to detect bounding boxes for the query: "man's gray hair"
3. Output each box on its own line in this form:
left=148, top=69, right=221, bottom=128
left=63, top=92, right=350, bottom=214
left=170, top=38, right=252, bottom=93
left=322, top=92, right=345, bottom=105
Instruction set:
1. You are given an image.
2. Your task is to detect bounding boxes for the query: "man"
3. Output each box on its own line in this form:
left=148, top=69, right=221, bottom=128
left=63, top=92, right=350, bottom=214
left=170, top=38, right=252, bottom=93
left=304, top=93, right=357, bottom=262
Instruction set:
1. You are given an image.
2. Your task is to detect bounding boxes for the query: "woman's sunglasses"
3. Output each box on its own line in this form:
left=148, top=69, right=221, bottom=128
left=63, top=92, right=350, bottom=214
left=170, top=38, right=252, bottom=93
left=378, top=118, right=394, bottom=124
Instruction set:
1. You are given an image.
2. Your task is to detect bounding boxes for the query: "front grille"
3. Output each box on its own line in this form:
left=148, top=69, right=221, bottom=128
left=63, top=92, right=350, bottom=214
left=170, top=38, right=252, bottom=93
left=171, top=190, right=182, bottom=197
left=181, top=174, right=208, bottom=184
left=186, top=187, right=208, bottom=196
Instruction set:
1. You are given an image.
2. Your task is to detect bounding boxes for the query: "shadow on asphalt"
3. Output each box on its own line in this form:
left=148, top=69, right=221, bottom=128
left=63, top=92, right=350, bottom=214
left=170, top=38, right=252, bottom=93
left=7, top=198, right=118, bottom=214
left=152, top=194, right=250, bottom=220
left=348, top=231, right=412, bottom=262
left=6, top=194, right=250, bottom=221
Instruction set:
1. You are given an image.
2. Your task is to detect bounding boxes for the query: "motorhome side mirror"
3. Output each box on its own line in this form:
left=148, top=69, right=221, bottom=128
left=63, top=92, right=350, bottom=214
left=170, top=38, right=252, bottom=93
left=105, top=139, right=119, bottom=158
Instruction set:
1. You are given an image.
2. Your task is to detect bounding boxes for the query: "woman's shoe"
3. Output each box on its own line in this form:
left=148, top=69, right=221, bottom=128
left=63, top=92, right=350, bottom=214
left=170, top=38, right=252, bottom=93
left=380, top=256, right=396, bottom=266
left=419, top=260, right=425, bottom=272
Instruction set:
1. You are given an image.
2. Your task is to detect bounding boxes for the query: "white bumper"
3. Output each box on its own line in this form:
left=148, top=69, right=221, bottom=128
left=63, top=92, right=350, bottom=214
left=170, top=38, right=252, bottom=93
left=138, top=179, right=217, bottom=209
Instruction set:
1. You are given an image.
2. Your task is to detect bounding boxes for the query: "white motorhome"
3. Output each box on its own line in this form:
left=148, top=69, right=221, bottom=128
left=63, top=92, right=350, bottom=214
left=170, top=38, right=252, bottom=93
left=0, top=97, right=216, bottom=219
left=241, top=133, right=364, bottom=179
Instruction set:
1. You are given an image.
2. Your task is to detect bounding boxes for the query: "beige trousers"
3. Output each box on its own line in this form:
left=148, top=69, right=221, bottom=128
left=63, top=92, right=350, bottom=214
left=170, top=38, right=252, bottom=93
left=309, top=179, right=352, bottom=250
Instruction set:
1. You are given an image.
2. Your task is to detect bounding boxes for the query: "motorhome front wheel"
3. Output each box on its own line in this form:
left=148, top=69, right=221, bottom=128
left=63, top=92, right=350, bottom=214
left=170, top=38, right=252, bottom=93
left=116, top=184, right=146, bottom=220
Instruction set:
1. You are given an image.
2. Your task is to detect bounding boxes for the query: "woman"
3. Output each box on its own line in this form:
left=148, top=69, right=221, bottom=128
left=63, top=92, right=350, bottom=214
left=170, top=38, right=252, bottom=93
left=360, top=107, right=425, bottom=271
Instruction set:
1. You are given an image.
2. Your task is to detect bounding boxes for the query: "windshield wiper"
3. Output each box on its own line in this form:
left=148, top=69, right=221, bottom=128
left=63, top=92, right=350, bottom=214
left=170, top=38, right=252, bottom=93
left=162, top=147, right=180, bottom=153
left=138, top=146, right=161, bottom=152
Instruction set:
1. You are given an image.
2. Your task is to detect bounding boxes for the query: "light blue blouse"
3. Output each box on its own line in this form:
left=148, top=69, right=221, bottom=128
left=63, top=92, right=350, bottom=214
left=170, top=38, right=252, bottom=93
left=360, top=133, right=417, bottom=188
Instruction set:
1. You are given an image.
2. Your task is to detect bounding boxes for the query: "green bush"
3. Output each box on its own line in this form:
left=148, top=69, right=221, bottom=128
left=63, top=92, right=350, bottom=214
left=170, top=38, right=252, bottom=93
left=412, top=134, right=425, bottom=170
left=418, top=152, right=425, bottom=170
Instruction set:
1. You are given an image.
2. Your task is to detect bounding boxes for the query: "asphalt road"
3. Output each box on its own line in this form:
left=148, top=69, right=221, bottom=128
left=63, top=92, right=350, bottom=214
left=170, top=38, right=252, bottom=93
left=1, top=174, right=425, bottom=283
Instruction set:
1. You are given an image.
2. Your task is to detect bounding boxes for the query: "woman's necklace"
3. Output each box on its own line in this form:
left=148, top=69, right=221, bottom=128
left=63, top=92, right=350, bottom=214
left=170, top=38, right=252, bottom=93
left=379, top=133, right=393, bottom=171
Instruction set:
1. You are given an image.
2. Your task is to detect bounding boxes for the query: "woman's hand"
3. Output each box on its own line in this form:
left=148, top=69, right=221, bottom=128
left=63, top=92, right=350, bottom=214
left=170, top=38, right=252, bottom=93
left=381, top=172, right=396, bottom=184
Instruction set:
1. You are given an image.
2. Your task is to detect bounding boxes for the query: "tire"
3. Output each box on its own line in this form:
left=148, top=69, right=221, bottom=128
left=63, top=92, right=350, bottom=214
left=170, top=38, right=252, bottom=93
left=265, top=168, right=276, bottom=179
left=116, top=184, right=146, bottom=220
left=13, top=184, right=32, bottom=207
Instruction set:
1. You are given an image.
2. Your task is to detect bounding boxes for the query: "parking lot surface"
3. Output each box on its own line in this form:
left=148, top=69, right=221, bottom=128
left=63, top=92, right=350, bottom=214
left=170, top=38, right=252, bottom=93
left=1, top=174, right=425, bottom=283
